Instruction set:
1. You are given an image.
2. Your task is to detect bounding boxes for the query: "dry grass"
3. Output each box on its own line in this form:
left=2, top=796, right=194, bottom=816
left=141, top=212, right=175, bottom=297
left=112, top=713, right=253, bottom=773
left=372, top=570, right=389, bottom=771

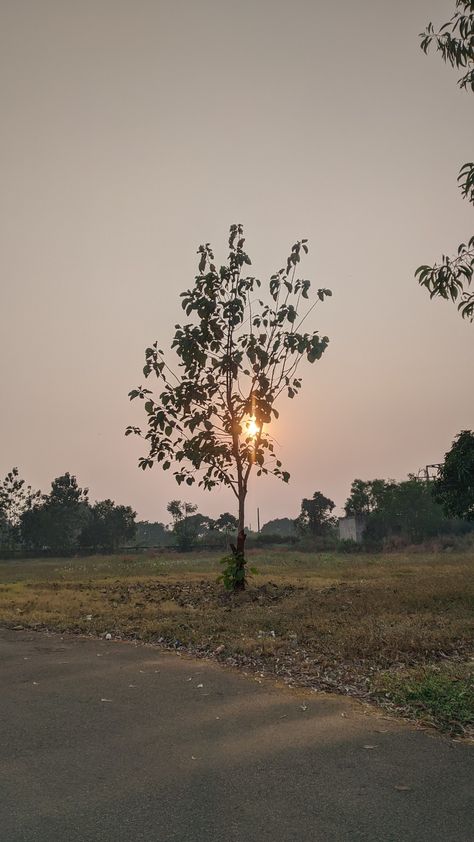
left=1, top=548, right=473, bottom=734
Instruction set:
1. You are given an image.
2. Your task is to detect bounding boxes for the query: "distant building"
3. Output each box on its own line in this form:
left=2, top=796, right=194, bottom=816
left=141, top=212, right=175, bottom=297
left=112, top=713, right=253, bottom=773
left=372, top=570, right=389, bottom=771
left=338, top=515, right=367, bottom=543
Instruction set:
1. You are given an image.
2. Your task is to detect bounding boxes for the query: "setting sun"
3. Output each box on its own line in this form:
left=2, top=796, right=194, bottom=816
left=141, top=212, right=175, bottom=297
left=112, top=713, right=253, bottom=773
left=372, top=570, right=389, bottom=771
left=245, top=417, right=259, bottom=438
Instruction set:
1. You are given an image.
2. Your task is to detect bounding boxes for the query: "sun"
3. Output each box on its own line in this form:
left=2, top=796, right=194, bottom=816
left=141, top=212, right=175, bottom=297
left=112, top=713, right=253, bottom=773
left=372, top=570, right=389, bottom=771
left=245, top=416, right=259, bottom=438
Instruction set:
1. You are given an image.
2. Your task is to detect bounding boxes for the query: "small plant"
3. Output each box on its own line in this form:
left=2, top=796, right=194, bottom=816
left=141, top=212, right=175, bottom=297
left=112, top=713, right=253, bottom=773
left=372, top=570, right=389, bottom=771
left=217, top=554, right=257, bottom=591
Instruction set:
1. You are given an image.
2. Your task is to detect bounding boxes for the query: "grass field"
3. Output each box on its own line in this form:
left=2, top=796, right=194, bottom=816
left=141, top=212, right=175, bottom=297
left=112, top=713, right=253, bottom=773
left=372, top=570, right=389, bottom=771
left=0, top=548, right=473, bottom=736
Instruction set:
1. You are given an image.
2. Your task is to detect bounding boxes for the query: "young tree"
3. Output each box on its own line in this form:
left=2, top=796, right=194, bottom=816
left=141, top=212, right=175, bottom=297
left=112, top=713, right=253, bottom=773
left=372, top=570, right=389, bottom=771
left=128, top=225, right=331, bottom=589
left=416, top=1, right=474, bottom=320
left=434, top=430, right=474, bottom=520
left=295, top=491, right=336, bottom=537
left=0, top=468, right=39, bottom=551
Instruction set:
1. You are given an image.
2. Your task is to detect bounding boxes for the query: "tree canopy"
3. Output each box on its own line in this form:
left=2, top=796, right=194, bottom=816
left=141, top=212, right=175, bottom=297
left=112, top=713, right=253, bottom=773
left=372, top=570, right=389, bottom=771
left=344, top=478, right=388, bottom=516
left=295, top=491, right=336, bottom=537
left=18, top=472, right=137, bottom=555
left=79, top=499, right=136, bottom=552
left=363, top=478, right=451, bottom=544
left=21, top=473, right=90, bottom=554
left=261, top=517, right=296, bottom=537
left=434, top=430, right=474, bottom=520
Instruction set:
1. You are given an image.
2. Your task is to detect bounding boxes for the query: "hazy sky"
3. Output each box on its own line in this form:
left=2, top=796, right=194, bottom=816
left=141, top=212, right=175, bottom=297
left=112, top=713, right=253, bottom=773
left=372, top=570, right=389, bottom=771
left=1, top=0, right=473, bottom=526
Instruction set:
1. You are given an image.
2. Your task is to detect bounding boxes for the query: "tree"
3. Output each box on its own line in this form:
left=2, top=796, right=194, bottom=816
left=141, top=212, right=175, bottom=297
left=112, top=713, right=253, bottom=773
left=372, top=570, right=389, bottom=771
left=203, top=511, right=239, bottom=549
left=128, top=225, right=331, bottom=589
left=434, top=430, right=474, bottom=519
left=363, top=478, right=450, bottom=544
left=260, top=517, right=296, bottom=537
left=0, top=468, right=39, bottom=551
left=166, top=500, right=199, bottom=552
left=135, top=520, right=169, bottom=547
left=344, top=478, right=388, bottom=516
left=295, top=491, right=336, bottom=537
left=79, top=499, right=136, bottom=551
left=213, top=512, right=239, bottom=533
left=21, top=473, right=90, bottom=554
left=416, top=1, right=474, bottom=320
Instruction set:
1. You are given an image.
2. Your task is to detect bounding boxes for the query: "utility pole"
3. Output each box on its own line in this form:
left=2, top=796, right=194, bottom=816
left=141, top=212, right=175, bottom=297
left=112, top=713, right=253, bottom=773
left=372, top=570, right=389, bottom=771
left=257, top=507, right=260, bottom=534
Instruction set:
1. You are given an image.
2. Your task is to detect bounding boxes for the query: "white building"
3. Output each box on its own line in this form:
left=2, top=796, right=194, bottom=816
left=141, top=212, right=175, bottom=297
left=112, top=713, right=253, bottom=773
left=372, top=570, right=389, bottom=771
left=338, top=515, right=367, bottom=543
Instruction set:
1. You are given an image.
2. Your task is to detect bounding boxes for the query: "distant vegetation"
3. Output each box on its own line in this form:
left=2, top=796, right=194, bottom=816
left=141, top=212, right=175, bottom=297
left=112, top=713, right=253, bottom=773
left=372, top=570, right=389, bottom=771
left=0, top=470, right=136, bottom=557
left=343, top=476, right=470, bottom=547
left=1, top=429, right=473, bottom=558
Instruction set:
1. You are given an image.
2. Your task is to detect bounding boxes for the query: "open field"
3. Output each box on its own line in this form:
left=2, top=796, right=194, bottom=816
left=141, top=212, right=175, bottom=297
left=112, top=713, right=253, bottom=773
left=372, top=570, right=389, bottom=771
left=0, top=548, right=473, bottom=736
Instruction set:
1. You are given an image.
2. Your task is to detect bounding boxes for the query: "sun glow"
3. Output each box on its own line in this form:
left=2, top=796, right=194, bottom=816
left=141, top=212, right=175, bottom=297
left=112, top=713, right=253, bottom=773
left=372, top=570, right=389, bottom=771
left=245, top=416, right=259, bottom=438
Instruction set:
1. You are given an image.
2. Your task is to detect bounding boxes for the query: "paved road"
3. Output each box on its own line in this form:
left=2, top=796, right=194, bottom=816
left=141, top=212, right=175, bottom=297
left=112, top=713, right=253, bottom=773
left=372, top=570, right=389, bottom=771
left=0, top=628, right=472, bottom=842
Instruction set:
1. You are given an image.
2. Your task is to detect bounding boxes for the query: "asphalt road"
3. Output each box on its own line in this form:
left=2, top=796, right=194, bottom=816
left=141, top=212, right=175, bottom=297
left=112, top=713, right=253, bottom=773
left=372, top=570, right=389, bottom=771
left=0, top=628, right=473, bottom=842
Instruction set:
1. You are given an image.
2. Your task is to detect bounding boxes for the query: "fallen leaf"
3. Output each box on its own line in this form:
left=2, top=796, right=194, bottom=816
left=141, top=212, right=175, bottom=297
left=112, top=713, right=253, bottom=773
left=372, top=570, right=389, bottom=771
left=300, top=704, right=308, bottom=711
left=196, top=683, right=204, bottom=688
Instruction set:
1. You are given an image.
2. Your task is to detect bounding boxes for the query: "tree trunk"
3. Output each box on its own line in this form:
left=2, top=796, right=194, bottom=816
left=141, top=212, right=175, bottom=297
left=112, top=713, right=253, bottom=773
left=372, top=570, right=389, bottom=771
left=230, top=490, right=246, bottom=591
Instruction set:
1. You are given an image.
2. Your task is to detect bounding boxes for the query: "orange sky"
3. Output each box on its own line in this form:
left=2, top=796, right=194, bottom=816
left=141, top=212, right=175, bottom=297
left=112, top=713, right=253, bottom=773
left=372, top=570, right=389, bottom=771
left=1, top=0, right=473, bottom=524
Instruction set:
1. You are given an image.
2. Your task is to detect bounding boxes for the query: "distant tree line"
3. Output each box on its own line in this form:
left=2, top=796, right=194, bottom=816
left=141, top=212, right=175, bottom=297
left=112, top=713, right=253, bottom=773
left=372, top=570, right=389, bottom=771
left=0, top=470, right=136, bottom=556
left=343, top=477, right=457, bottom=545
left=1, top=432, right=472, bottom=556
left=0, top=469, right=243, bottom=556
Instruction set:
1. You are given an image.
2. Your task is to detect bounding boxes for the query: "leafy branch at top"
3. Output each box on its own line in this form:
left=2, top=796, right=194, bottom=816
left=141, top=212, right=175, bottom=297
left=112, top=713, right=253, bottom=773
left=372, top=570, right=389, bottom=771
left=420, top=1, right=474, bottom=91
left=417, top=1, right=474, bottom=321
